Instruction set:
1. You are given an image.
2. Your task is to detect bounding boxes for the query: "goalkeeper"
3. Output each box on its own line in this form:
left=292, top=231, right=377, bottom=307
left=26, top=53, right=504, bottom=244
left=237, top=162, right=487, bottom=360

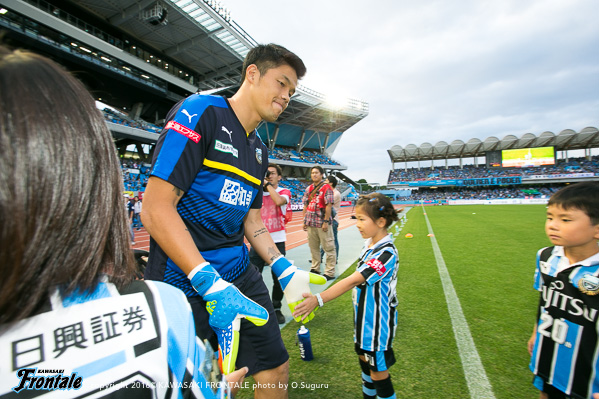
left=142, top=44, right=323, bottom=398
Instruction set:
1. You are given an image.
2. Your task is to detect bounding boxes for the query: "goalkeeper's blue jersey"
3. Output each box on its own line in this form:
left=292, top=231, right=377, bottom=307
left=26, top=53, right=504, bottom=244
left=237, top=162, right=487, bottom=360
left=145, top=94, right=268, bottom=296
left=0, top=278, right=227, bottom=399
left=530, top=245, right=599, bottom=399
left=353, top=234, right=399, bottom=352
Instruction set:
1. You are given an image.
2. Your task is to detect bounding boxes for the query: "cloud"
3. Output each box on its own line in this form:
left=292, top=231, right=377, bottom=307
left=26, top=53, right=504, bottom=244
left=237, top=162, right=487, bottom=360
left=224, top=0, right=599, bottom=182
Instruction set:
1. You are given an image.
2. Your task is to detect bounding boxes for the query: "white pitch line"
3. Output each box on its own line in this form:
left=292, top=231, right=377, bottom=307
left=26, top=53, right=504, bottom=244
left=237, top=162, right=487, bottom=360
left=422, top=208, right=496, bottom=399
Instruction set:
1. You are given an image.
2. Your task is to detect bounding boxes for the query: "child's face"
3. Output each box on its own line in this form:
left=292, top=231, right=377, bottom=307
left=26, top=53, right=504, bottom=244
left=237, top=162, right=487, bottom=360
left=545, top=204, right=599, bottom=248
left=355, top=206, right=386, bottom=240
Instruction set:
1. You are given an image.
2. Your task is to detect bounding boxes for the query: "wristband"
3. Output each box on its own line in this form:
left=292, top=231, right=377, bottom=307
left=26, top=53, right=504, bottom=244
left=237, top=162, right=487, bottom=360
left=188, top=262, right=220, bottom=296
left=316, top=293, right=324, bottom=307
left=187, top=262, right=210, bottom=280
left=270, top=256, right=292, bottom=277
left=322, top=220, right=330, bottom=224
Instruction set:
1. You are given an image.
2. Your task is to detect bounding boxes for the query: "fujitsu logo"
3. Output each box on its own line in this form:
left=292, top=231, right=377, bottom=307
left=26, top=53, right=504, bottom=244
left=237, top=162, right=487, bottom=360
left=542, top=281, right=597, bottom=322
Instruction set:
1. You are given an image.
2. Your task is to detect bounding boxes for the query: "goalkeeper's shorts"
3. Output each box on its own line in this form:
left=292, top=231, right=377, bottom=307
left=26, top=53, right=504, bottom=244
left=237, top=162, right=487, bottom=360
left=355, top=344, right=396, bottom=372
left=187, top=264, right=289, bottom=375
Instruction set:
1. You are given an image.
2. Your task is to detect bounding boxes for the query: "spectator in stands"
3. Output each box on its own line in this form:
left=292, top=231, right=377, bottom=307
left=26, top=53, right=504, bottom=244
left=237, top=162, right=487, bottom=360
left=127, top=195, right=136, bottom=244
left=133, top=196, right=142, bottom=230
left=0, top=45, right=247, bottom=398
left=303, top=166, right=337, bottom=280
left=142, top=44, right=324, bottom=396
left=249, top=163, right=291, bottom=324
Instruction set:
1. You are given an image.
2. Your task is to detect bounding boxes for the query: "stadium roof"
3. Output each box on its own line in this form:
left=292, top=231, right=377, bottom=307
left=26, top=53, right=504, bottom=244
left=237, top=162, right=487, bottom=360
left=387, top=127, right=599, bottom=163
left=2, top=0, right=368, bottom=159
left=60, top=0, right=368, bottom=136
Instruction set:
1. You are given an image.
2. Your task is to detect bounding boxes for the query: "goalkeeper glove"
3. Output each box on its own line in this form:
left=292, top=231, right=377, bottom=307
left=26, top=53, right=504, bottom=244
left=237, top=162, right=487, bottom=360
left=271, top=256, right=326, bottom=323
left=189, top=262, right=268, bottom=374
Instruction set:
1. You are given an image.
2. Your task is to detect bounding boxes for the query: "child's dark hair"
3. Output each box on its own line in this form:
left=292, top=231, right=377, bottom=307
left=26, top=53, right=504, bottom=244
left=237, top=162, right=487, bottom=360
left=356, top=193, right=400, bottom=228
left=547, top=182, right=599, bottom=225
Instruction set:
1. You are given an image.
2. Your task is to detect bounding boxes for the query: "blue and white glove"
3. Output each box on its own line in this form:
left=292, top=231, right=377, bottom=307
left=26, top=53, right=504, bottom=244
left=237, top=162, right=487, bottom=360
left=189, top=262, right=268, bottom=374
left=271, top=256, right=327, bottom=323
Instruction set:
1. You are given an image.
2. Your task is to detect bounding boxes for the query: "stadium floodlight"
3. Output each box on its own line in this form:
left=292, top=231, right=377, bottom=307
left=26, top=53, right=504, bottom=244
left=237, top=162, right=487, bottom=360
left=141, top=2, right=168, bottom=26
left=0, top=8, right=8, bottom=14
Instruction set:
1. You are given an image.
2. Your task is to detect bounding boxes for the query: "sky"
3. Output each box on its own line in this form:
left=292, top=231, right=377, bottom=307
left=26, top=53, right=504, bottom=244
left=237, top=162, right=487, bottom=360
left=223, top=0, right=599, bottom=184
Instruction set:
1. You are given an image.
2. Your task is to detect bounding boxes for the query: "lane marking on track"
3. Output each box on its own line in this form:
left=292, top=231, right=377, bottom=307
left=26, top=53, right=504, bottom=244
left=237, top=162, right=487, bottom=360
left=422, top=207, right=496, bottom=399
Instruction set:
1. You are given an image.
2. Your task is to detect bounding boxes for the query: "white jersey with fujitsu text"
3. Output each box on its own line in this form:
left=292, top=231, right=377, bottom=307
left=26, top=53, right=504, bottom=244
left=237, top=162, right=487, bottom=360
left=530, top=245, right=599, bottom=399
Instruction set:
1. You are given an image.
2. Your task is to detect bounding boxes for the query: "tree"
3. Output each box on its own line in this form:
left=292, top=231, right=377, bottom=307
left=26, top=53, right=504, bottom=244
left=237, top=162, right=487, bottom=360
left=355, top=179, right=372, bottom=192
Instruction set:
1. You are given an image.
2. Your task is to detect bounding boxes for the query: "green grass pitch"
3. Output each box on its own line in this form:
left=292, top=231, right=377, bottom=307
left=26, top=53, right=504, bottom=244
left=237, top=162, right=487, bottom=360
left=236, top=204, right=550, bottom=398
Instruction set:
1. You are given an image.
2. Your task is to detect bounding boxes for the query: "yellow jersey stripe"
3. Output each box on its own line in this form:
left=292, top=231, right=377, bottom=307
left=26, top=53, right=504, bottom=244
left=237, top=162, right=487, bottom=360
left=203, top=158, right=261, bottom=186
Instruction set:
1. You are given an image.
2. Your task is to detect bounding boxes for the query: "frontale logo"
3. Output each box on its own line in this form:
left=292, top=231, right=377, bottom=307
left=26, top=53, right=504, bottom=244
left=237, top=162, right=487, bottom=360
left=580, top=273, right=599, bottom=295
left=12, top=368, right=82, bottom=393
left=255, top=148, right=262, bottom=164
left=166, top=120, right=201, bottom=143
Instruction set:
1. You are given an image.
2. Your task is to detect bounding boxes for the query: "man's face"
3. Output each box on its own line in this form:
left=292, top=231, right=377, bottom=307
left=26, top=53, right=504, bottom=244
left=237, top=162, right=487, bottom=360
left=252, top=64, right=298, bottom=122
left=311, top=168, right=323, bottom=183
left=266, top=167, right=281, bottom=185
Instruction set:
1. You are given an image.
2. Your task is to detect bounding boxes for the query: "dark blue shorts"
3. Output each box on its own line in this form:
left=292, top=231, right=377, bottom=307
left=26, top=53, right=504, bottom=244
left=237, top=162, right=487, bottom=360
left=188, top=264, right=289, bottom=375
left=355, top=344, right=396, bottom=372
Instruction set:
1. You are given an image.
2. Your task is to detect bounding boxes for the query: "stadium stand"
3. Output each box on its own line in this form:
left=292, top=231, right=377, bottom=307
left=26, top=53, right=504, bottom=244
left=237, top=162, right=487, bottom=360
left=407, top=185, right=562, bottom=201
left=388, top=156, right=599, bottom=184
left=121, top=160, right=151, bottom=193
left=385, top=128, right=599, bottom=205
left=384, top=127, right=599, bottom=204
left=102, top=108, right=162, bottom=134
left=267, top=146, right=340, bottom=166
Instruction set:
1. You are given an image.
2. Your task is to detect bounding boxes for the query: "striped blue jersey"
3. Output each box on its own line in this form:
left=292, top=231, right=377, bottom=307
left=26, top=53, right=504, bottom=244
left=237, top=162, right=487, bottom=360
left=145, top=94, right=268, bottom=296
left=353, top=234, right=399, bottom=352
left=0, top=278, right=227, bottom=398
left=530, top=245, right=599, bottom=399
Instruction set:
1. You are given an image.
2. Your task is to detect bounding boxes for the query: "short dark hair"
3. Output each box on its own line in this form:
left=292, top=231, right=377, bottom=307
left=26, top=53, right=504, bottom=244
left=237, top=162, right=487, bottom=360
left=356, top=193, right=399, bottom=228
left=327, top=175, right=338, bottom=188
left=240, top=43, right=306, bottom=83
left=268, top=163, right=283, bottom=177
left=0, top=46, right=136, bottom=323
left=311, top=165, right=325, bottom=175
left=547, top=182, right=599, bottom=225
